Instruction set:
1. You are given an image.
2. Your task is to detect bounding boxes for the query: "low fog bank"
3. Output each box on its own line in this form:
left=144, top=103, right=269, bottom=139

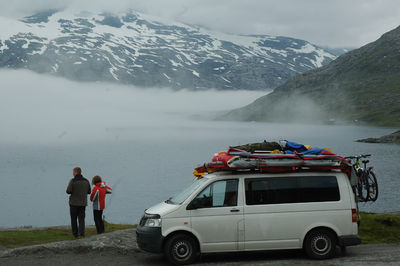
left=220, top=93, right=338, bottom=125
left=259, top=94, right=341, bottom=124
left=0, top=70, right=266, bottom=143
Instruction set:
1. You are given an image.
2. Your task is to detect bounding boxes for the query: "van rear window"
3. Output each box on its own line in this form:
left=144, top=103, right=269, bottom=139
left=245, top=176, right=340, bottom=205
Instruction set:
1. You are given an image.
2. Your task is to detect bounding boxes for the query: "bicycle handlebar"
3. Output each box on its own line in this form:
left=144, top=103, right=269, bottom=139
left=345, top=154, right=371, bottom=160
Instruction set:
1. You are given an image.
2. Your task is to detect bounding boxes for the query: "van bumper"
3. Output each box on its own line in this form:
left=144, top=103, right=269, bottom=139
left=338, top=235, right=362, bottom=246
left=136, top=225, right=164, bottom=253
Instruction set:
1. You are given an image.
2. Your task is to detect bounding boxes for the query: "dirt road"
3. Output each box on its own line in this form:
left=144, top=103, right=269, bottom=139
left=1, top=229, right=400, bottom=265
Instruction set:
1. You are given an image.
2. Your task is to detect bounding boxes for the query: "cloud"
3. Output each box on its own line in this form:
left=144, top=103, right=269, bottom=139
left=0, top=0, right=399, bottom=47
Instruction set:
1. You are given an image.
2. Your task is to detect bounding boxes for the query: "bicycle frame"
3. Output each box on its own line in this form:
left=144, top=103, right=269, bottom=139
left=345, top=154, right=374, bottom=202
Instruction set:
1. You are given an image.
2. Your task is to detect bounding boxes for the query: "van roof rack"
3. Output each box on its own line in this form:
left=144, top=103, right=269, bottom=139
left=193, top=146, right=352, bottom=179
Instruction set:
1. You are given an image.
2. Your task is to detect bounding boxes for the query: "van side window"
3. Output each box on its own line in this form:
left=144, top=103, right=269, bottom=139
left=297, top=176, right=340, bottom=202
left=193, top=179, right=238, bottom=208
left=245, top=176, right=340, bottom=205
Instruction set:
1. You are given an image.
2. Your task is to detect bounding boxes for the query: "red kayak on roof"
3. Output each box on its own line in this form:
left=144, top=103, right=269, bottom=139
left=194, top=141, right=352, bottom=177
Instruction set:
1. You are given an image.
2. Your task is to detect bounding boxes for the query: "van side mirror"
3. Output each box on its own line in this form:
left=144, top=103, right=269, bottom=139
left=187, top=198, right=201, bottom=210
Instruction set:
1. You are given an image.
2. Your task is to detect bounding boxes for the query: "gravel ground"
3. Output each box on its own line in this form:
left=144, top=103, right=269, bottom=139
left=1, top=229, right=400, bottom=266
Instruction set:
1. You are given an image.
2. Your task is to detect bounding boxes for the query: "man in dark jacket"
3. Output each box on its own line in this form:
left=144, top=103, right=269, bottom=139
left=66, top=167, right=91, bottom=238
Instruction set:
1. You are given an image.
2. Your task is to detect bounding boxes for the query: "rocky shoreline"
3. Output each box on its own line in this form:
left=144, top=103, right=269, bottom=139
left=0, top=229, right=139, bottom=258
left=357, top=130, right=400, bottom=144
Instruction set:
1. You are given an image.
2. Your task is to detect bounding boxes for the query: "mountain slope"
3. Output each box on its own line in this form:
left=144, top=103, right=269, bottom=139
left=221, top=25, right=400, bottom=125
left=0, top=10, right=336, bottom=90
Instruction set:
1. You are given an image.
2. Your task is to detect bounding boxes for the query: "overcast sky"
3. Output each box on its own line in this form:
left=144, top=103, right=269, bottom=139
left=1, top=0, right=400, bottom=48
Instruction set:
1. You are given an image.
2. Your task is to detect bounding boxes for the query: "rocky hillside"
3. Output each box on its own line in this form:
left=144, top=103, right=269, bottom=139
left=221, top=25, right=400, bottom=125
left=0, top=9, right=337, bottom=90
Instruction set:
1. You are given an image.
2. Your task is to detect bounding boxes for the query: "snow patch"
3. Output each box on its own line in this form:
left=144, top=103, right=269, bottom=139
left=220, top=76, right=231, bottom=83
left=169, top=59, right=182, bottom=67
left=163, top=73, right=171, bottom=81
left=288, top=43, right=336, bottom=67
left=29, top=44, right=47, bottom=55
left=109, top=68, right=119, bottom=80
left=192, top=70, right=200, bottom=77
left=288, top=43, right=316, bottom=54
left=0, top=41, right=8, bottom=52
left=261, top=47, right=287, bottom=57
left=52, top=63, right=59, bottom=72
left=22, top=41, right=29, bottom=49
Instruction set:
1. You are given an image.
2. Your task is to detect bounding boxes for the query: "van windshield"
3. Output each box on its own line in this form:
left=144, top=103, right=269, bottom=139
left=167, top=178, right=208, bottom=205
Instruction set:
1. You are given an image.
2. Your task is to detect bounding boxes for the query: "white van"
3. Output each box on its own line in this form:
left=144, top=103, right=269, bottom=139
left=136, top=171, right=361, bottom=265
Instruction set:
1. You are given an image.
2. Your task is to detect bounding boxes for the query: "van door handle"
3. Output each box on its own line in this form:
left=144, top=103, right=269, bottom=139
left=230, top=209, right=240, bottom=212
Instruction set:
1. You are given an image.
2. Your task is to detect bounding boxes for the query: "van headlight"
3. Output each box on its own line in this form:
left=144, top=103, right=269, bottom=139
left=140, top=213, right=162, bottom=227
left=144, top=218, right=162, bottom=227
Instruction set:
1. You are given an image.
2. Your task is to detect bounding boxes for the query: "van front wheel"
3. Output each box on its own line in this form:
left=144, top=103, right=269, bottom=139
left=304, top=229, right=337, bottom=259
left=164, top=233, right=198, bottom=265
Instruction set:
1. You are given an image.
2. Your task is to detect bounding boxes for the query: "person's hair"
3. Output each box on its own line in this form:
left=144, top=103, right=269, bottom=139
left=73, top=167, right=82, bottom=175
left=92, top=175, right=102, bottom=185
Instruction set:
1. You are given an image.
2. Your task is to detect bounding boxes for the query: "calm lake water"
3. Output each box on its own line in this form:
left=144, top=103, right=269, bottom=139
left=0, top=120, right=398, bottom=228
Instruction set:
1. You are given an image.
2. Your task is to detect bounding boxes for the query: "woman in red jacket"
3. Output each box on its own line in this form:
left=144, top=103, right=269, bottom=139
left=90, top=176, right=112, bottom=234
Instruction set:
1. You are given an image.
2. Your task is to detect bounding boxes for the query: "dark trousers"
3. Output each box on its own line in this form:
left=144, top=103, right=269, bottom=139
left=70, top=205, right=86, bottom=237
left=93, top=210, right=104, bottom=234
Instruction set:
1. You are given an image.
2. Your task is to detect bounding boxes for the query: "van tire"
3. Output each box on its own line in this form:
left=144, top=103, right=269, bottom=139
left=164, top=233, right=199, bottom=265
left=304, top=229, right=337, bottom=259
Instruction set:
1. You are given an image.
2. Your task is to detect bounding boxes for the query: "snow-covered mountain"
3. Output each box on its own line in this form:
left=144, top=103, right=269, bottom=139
left=0, top=10, right=337, bottom=90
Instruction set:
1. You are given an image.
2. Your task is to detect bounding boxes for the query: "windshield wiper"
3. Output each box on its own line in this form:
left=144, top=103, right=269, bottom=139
left=165, top=197, right=173, bottom=204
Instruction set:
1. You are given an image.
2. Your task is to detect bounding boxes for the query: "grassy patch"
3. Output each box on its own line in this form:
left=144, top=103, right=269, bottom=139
left=1, top=213, right=399, bottom=249
left=0, top=222, right=137, bottom=249
left=359, top=212, right=400, bottom=244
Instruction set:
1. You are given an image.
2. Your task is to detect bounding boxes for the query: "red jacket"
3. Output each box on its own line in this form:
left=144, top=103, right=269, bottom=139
left=90, top=182, right=112, bottom=210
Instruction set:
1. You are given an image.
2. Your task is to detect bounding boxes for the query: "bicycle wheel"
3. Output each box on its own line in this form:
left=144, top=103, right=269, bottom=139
left=357, top=173, right=369, bottom=202
left=367, top=171, right=378, bottom=201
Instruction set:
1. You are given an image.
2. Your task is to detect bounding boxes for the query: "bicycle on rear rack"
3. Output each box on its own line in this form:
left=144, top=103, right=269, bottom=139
left=345, top=154, right=378, bottom=202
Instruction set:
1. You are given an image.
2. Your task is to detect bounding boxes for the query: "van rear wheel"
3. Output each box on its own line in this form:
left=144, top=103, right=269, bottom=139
left=304, top=229, right=337, bottom=259
left=164, top=233, right=198, bottom=265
